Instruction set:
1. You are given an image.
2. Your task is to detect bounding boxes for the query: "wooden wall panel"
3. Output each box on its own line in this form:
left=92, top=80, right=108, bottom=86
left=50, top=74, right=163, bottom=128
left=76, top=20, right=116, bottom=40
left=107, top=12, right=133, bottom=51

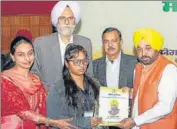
left=30, top=25, right=40, bottom=38
left=30, top=16, right=40, bottom=25
left=2, top=16, right=10, bottom=25
left=39, top=16, right=51, bottom=25
left=20, top=16, right=30, bottom=25
left=1, top=15, right=53, bottom=53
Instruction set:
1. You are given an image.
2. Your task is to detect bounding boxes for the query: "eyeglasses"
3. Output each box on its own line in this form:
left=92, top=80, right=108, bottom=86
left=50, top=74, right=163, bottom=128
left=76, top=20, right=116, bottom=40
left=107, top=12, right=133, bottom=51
left=68, top=59, right=89, bottom=66
left=58, top=16, right=75, bottom=23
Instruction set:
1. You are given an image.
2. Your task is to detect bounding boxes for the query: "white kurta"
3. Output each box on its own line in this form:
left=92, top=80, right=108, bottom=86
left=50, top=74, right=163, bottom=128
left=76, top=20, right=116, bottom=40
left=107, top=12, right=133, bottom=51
left=58, top=34, right=73, bottom=65
left=106, top=52, right=121, bottom=88
left=132, top=64, right=177, bottom=129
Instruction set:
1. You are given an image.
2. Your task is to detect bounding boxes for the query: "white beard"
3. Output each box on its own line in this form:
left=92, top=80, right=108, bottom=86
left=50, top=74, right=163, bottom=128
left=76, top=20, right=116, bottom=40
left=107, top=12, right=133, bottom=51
left=57, top=24, right=76, bottom=36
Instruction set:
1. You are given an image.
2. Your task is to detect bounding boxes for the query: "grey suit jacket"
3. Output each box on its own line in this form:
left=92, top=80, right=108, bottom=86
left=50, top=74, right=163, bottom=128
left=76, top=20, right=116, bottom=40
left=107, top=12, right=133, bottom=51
left=31, top=33, right=93, bottom=88
left=93, top=52, right=138, bottom=88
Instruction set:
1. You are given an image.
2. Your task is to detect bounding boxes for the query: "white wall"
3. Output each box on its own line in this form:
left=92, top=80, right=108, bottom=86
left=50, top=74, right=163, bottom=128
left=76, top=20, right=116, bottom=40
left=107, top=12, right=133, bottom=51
left=77, top=1, right=177, bottom=60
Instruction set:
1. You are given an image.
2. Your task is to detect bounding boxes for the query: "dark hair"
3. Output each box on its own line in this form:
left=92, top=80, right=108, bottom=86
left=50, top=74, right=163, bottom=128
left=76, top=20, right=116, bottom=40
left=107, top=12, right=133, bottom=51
left=1, top=53, right=7, bottom=71
left=3, top=36, right=33, bottom=70
left=102, top=27, right=122, bottom=40
left=10, top=36, right=33, bottom=55
left=63, top=44, right=99, bottom=109
left=1, top=53, right=14, bottom=71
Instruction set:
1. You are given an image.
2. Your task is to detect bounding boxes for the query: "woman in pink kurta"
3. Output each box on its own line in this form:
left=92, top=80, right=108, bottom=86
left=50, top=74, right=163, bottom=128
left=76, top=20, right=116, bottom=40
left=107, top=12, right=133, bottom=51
left=1, top=36, right=76, bottom=129
left=1, top=71, right=47, bottom=129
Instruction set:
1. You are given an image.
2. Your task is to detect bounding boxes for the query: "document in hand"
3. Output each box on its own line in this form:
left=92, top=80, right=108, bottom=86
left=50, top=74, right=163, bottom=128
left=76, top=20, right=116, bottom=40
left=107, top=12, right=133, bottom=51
left=98, top=86, right=129, bottom=126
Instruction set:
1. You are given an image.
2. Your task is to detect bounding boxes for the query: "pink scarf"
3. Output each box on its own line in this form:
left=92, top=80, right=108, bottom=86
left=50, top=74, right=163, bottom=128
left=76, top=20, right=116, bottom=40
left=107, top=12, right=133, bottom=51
left=2, top=70, right=41, bottom=95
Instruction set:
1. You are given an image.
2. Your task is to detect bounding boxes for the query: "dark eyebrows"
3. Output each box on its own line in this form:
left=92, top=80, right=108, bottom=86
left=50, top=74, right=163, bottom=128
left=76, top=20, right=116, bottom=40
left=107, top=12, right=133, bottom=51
left=146, top=45, right=152, bottom=48
left=16, top=52, right=24, bottom=54
left=16, top=48, right=34, bottom=54
left=28, top=49, right=34, bottom=52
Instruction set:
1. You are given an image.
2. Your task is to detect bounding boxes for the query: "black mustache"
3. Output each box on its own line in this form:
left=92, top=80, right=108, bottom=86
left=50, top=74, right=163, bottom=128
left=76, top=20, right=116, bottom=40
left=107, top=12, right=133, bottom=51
left=108, top=47, right=115, bottom=51
left=141, top=56, right=151, bottom=60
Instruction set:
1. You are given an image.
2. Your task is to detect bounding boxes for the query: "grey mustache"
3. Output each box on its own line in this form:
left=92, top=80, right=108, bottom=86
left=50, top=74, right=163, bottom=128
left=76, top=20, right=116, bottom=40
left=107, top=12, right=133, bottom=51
left=108, top=47, right=115, bottom=51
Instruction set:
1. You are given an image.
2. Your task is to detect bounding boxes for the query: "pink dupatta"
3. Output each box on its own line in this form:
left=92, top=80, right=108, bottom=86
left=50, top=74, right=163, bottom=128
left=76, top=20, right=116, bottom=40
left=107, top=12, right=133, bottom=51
left=1, top=69, right=47, bottom=129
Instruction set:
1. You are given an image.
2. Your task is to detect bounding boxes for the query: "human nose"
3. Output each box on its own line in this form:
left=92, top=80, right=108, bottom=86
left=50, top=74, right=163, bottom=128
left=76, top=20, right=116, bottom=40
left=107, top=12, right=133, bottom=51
left=79, top=60, right=84, bottom=66
left=64, top=18, right=69, bottom=25
left=141, top=49, right=147, bottom=56
left=24, top=55, right=30, bottom=61
left=107, top=41, right=112, bottom=47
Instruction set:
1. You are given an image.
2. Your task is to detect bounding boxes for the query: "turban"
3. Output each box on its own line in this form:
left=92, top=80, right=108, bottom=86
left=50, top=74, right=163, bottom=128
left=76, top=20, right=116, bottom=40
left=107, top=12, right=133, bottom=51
left=133, top=28, right=164, bottom=51
left=51, top=1, right=81, bottom=27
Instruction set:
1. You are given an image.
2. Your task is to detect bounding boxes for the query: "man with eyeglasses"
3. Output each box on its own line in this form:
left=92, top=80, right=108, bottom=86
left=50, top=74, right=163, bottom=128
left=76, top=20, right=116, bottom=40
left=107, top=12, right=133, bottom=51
left=31, top=1, right=93, bottom=90
left=93, top=27, right=138, bottom=129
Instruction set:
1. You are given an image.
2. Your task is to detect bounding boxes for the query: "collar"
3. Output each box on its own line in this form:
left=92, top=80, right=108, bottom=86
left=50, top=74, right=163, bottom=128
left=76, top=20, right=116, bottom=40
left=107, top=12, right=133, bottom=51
left=106, top=51, right=122, bottom=64
left=58, top=34, right=73, bottom=44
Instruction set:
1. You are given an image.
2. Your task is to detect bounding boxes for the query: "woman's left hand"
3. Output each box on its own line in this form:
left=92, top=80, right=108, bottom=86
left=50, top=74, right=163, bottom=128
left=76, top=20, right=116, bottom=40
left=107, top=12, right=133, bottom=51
left=91, top=117, right=102, bottom=127
left=54, top=118, right=78, bottom=129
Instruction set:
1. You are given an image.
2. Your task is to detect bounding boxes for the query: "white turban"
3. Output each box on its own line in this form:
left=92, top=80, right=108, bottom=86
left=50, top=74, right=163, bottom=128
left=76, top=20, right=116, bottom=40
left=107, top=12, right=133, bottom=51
left=51, top=1, right=81, bottom=27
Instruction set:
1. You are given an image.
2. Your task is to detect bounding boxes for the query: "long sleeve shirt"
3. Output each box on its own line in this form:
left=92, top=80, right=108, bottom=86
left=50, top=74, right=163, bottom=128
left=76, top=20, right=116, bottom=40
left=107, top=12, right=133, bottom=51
left=132, top=64, right=177, bottom=129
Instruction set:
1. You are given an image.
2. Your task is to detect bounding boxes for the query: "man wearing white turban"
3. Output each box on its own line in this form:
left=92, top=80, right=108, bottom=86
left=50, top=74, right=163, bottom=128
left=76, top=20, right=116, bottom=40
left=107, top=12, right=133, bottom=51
left=31, top=1, right=93, bottom=90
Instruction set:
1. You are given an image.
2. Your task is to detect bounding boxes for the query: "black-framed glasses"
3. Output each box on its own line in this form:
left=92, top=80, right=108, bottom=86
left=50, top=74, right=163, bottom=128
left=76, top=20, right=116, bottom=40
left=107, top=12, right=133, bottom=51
left=68, top=59, right=89, bottom=66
